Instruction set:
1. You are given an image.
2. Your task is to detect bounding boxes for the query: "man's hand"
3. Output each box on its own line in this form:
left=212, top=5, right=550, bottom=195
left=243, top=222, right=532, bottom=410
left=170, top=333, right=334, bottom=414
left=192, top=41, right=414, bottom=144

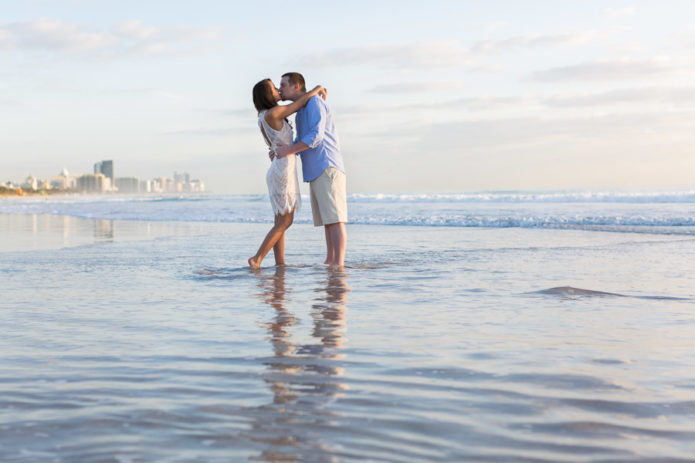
left=275, top=145, right=293, bottom=158
left=268, top=149, right=275, bottom=161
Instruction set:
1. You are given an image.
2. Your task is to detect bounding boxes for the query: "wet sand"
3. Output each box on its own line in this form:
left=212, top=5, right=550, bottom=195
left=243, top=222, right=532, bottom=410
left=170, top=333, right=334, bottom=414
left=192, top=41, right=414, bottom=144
left=2, top=213, right=695, bottom=462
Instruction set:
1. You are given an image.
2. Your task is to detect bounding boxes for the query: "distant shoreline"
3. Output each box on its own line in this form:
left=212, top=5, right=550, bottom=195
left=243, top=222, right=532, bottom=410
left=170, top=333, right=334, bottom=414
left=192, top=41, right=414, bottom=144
left=0, top=187, right=74, bottom=197
left=0, top=188, right=207, bottom=199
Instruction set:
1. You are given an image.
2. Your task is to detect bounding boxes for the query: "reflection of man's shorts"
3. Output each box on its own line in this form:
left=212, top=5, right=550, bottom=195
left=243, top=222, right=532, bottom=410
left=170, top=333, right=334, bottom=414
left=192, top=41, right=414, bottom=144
left=309, top=167, right=348, bottom=227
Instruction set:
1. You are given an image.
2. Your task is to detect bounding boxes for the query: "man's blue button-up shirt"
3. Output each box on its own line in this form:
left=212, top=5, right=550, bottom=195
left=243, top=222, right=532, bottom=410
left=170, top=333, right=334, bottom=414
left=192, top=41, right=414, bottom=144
left=295, top=95, right=344, bottom=182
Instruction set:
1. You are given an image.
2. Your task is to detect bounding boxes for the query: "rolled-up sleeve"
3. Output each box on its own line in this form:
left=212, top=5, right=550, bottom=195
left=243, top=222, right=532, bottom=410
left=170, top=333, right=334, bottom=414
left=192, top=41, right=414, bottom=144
left=299, top=97, right=326, bottom=149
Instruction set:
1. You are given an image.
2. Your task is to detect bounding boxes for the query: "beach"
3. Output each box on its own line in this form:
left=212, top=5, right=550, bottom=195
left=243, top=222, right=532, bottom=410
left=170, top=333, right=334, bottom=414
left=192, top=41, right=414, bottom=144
left=2, top=192, right=695, bottom=462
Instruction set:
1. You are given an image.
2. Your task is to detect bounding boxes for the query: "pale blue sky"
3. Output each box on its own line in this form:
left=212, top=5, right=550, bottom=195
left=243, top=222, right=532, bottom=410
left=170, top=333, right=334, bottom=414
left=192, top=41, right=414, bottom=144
left=2, top=0, right=694, bottom=193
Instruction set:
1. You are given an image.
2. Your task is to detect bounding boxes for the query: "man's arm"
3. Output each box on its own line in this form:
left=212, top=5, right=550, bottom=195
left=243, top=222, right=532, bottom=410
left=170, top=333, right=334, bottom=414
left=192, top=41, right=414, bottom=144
left=274, top=141, right=309, bottom=158
left=267, top=86, right=326, bottom=122
left=275, top=98, right=326, bottom=158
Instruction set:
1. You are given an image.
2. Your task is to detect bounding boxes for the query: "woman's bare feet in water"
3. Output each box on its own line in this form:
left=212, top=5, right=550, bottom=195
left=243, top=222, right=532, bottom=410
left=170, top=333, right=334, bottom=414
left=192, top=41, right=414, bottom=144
left=248, top=256, right=261, bottom=268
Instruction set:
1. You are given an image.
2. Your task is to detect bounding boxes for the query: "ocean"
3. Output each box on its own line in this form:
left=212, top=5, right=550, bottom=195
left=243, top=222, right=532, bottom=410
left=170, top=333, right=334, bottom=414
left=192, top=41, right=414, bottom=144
left=1, top=189, right=695, bottom=462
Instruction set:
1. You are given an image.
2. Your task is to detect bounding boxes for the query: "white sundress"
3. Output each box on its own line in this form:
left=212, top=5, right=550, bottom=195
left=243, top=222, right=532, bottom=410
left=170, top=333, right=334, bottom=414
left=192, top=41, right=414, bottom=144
left=258, top=110, right=301, bottom=215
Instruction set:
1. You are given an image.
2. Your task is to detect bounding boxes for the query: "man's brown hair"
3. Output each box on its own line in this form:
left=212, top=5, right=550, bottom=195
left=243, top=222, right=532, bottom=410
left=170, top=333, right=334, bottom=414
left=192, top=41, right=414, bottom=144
left=282, top=72, right=306, bottom=92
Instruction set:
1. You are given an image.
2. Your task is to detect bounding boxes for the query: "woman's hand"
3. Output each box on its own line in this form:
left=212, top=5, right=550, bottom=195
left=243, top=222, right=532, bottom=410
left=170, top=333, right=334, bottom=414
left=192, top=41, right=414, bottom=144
left=311, top=85, right=328, bottom=100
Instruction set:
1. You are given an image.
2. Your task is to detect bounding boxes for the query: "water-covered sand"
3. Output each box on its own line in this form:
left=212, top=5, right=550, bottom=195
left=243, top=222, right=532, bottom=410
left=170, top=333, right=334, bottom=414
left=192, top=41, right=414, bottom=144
left=2, top=196, right=695, bottom=461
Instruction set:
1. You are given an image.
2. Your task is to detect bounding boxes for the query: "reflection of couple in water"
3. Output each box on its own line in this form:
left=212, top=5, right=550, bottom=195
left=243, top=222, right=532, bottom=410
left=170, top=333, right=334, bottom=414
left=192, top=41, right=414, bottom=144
left=249, top=72, right=347, bottom=269
left=250, top=266, right=349, bottom=460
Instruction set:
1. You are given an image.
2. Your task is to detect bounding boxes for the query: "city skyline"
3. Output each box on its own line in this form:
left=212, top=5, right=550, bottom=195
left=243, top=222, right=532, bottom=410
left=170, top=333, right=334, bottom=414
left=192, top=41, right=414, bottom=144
left=3, top=159, right=204, bottom=194
left=2, top=1, right=695, bottom=193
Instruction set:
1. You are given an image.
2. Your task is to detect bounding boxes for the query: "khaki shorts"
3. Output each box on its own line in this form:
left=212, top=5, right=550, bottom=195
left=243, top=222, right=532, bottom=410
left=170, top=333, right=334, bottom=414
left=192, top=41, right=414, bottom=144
left=310, top=167, right=348, bottom=226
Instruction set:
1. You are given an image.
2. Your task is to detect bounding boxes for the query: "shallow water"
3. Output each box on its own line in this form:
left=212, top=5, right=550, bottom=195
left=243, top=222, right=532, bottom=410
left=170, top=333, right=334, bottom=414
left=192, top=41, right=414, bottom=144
left=2, top=211, right=695, bottom=462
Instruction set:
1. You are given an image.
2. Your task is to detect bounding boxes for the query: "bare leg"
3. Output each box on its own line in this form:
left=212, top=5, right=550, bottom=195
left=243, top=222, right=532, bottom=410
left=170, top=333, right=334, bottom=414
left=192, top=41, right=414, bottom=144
left=248, top=211, right=294, bottom=268
left=325, top=222, right=347, bottom=267
left=273, top=217, right=286, bottom=265
left=323, top=226, right=334, bottom=265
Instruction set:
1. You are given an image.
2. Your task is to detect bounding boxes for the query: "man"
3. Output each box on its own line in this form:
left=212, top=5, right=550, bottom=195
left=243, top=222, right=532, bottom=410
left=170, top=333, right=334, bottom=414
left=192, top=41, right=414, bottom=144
left=274, top=72, right=347, bottom=267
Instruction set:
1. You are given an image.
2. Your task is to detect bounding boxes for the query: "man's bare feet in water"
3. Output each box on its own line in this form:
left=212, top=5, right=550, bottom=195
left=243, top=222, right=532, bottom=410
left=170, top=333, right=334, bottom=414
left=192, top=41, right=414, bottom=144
left=248, top=256, right=261, bottom=269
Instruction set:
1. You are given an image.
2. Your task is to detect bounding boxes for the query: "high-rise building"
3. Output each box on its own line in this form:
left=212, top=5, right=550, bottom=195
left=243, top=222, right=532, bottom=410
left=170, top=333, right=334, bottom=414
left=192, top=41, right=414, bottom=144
left=94, top=160, right=114, bottom=184
left=22, top=174, right=38, bottom=190
left=115, top=177, right=140, bottom=194
left=140, top=179, right=152, bottom=193
left=51, top=168, right=76, bottom=190
left=174, top=171, right=190, bottom=184
left=186, top=179, right=205, bottom=193
left=77, top=173, right=106, bottom=192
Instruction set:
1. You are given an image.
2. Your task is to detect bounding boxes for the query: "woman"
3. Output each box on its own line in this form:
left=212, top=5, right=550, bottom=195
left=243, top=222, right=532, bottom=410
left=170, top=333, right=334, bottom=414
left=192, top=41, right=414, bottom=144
left=248, top=79, right=326, bottom=268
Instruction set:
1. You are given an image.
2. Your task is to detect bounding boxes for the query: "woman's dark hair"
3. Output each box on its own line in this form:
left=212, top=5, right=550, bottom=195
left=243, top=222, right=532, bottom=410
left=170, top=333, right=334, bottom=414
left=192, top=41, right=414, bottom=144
left=252, top=79, right=277, bottom=112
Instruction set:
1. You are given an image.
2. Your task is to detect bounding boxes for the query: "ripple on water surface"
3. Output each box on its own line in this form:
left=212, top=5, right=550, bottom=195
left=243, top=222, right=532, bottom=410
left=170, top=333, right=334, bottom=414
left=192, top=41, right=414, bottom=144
left=2, top=216, right=695, bottom=461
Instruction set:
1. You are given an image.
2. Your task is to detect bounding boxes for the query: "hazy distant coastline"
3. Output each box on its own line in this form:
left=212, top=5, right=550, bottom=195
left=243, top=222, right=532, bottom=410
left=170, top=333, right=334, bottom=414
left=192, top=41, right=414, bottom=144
left=4, top=161, right=204, bottom=197
left=0, top=186, right=72, bottom=197
left=0, top=186, right=205, bottom=198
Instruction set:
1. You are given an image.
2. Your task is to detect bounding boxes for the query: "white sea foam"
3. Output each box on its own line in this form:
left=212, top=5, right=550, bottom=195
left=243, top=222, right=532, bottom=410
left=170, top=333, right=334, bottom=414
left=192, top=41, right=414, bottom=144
left=348, top=189, right=695, bottom=203
left=1, top=190, right=694, bottom=233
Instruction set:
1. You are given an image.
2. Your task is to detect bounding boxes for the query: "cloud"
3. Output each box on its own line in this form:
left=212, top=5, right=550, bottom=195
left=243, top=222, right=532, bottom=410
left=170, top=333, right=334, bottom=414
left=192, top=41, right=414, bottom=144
left=112, top=20, right=157, bottom=41
left=448, top=95, right=532, bottom=110
left=530, top=59, right=690, bottom=82
left=472, top=30, right=603, bottom=54
left=674, top=25, right=695, bottom=48
left=405, top=110, right=689, bottom=153
left=543, top=86, right=695, bottom=107
left=339, top=84, right=695, bottom=122
left=296, top=30, right=618, bottom=70
left=335, top=95, right=532, bottom=117
left=367, top=80, right=466, bottom=94
left=603, top=7, right=636, bottom=18
left=163, top=126, right=254, bottom=136
left=484, top=21, right=508, bottom=34
left=0, top=18, right=222, bottom=57
left=223, top=108, right=256, bottom=117
left=0, top=27, right=11, bottom=44
left=295, top=40, right=473, bottom=69
left=2, top=18, right=117, bottom=53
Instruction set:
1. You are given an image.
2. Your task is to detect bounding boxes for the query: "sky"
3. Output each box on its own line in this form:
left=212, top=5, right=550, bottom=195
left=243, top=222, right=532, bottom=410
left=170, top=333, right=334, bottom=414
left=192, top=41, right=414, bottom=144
left=1, top=0, right=694, bottom=193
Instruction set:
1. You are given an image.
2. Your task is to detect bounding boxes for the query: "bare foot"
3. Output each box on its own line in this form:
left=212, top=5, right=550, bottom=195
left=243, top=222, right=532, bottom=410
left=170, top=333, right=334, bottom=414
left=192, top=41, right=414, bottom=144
left=248, top=257, right=260, bottom=268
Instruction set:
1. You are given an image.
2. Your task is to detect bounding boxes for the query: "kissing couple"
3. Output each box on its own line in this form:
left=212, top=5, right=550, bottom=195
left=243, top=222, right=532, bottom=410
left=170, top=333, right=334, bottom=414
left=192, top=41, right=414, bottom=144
left=249, top=72, right=347, bottom=269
